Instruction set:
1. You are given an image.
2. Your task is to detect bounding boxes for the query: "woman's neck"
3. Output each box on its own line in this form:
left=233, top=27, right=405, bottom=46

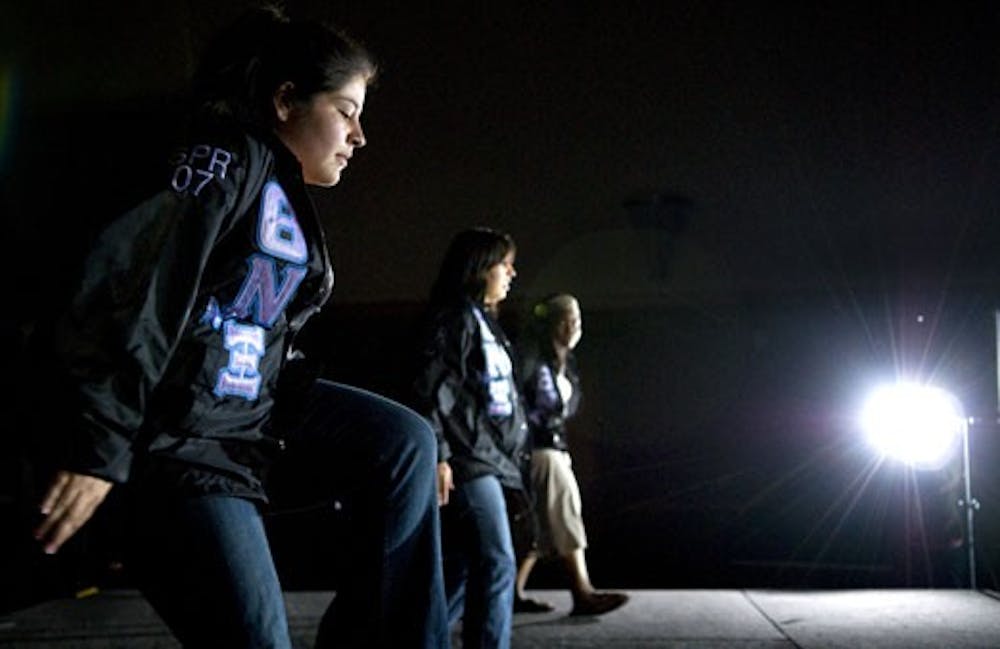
left=481, top=297, right=498, bottom=315
left=552, top=342, right=569, bottom=372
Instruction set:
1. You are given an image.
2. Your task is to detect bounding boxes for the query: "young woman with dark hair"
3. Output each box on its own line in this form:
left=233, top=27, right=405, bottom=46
left=33, top=6, right=447, bottom=647
left=414, top=227, right=528, bottom=648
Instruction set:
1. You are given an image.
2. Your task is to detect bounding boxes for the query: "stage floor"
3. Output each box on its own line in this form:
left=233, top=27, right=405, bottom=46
left=2, top=588, right=999, bottom=648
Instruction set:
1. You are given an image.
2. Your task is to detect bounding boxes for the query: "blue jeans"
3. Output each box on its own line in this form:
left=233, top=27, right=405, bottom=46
left=128, top=381, right=449, bottom=649
left=130, top=495, right=290, bottom=649
left=442, top=475, right=516, bottom=649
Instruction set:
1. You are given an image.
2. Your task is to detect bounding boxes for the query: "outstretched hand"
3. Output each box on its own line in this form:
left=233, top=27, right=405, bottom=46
left=436, top=461, right=454, bottom=507
left=34, top=470, right=113, bottom=554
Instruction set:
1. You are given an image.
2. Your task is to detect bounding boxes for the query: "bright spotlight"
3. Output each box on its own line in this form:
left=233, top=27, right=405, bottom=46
left=861, top=383, right=964, bottom=470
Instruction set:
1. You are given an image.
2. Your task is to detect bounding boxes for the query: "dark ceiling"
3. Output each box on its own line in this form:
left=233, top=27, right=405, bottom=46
left=6, top=2, right=1000, bottom=307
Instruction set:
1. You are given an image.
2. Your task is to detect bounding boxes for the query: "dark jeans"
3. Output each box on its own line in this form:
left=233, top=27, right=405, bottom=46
left=442, top=474, right=516, bottom=649
left=128, top=380, right=449, bottom=649
left=128, top=495, right=290, bottom=649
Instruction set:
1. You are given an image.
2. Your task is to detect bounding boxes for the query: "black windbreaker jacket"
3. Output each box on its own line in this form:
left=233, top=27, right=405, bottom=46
left=55, top=118, right=333, bottom=501
left=520, top=351, right=582, bottom=452
left=413, top=300, right=528, bottom=490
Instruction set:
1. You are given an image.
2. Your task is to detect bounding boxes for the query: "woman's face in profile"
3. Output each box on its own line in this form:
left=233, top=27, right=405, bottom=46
left=273, top=74, right=368, bottom=187
left=554, top=300, right=582, bottom=350
left=482, top=251, right=516, bottom=307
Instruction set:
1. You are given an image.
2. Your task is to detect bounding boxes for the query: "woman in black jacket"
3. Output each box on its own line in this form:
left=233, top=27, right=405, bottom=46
left=413, top=227, right=528, bottom=649
left=33, top=7, right=447, bottom=648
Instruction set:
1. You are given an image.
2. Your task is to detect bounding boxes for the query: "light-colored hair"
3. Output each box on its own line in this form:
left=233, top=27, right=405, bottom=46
left=531, top=293, right=578, bottom=339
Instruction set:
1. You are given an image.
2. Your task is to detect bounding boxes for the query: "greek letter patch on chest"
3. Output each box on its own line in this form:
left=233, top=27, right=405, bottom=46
left=211, top=181, right=309, bottom=401
left=259, top=181, right=308, bottom=263
left=229, top=255, right=307, bottom=328
left=214, top=321, right=265, bottom=400
left=473, top=307, right=516, bottom=418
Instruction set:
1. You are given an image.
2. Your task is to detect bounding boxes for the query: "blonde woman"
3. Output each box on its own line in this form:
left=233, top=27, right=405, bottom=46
left=514, top=294, right=628, bottom=616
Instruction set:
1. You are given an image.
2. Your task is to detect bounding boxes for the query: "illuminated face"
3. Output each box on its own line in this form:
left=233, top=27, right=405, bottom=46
left=482, top=250, right=516, bottom=307
left=554, top=299, right=582, bottom=350
left=273, top=74, right=368, bottom=187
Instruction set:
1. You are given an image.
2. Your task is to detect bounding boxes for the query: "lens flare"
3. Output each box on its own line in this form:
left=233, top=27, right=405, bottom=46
left=861, top=383, right=963, bottom=470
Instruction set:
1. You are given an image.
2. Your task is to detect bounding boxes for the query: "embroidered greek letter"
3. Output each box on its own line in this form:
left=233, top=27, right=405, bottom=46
left=259, top=181, right=308, bottom=263
left=214, top=321, right=265, bottom=399
left=229, top=255, right=307, bottom=328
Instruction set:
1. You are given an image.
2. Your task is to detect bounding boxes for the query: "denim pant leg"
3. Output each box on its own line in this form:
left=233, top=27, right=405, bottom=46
left=268, top=380, right=449, bottom=649
left=443, top=475, right=516, bottom=649
left=128, top=494, right=291, bottom=649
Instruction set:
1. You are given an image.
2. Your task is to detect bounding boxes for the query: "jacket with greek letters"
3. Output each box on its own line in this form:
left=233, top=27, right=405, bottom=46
left=519, top=349, right=581, bottom=452
left=412, top=299, right=528, bottom=490
left=55, top=117, right=333, bottom=501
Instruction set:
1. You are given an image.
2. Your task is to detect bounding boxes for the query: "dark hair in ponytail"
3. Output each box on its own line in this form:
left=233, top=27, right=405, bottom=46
left=193, top=4, right=377, bottom=128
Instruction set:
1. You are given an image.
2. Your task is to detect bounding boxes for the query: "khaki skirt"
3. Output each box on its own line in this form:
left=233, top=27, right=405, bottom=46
left=530, top=448, right=588, bottom=556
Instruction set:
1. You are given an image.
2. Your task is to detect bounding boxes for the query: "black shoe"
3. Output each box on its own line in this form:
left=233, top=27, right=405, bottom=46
left=570, top=591, right=629, bottom=616
left=514, top=595, right=556, bottom=613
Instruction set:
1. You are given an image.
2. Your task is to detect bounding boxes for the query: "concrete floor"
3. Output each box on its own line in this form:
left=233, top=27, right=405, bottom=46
left=2, top=588, right=999, bottom=648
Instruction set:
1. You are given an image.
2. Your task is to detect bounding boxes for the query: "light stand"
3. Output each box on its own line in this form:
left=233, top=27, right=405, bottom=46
left=862, top=382, right=978, bottom=589
left=958, top=417, right=979, bottom=589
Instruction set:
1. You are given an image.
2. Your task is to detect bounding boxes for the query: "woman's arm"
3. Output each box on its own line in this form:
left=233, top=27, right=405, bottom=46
left=523, top=362, right=563, bottom=429
left=56, top=139, right=245, bottom=484
left=37, top=138, right=247, bottom=552
left=413, top=307, right=480, bottom=481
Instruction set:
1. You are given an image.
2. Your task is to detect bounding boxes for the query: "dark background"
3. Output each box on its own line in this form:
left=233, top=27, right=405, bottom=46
left=4, top=1, right=1000, bottom=611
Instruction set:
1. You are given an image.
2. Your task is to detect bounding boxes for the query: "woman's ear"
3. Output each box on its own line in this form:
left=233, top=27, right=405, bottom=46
left=272, top=81, right=296, bottom=123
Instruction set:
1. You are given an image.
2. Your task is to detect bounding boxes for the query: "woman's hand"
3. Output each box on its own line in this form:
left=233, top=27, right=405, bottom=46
left=436, top=461, right=454, bottom=507
left=34, top=471, right=113, bottom=554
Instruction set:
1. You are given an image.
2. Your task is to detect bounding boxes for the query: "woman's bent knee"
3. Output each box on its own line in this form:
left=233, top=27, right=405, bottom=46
left=382, top=404, right=436, bottom=465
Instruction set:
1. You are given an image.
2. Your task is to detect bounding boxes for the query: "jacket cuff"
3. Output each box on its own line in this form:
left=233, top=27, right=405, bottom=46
left=68, top=416, right=136, bottom=484
left=437, top=439, right=452, bottom=464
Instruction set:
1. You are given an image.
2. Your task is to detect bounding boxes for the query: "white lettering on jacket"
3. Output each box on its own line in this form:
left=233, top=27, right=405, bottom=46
left=170, top=145, right=232, bottom=196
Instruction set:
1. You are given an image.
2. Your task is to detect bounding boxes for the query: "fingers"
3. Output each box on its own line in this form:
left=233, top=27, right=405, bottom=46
left=34, top=472, right=74, bottom=543
left=38, top=471, right=70, bottom=516
left=436, top=471, right=449, bottom=506
left=34, top=472, right=113, bottom=554
left=436, top=462, right=454, bottom=507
